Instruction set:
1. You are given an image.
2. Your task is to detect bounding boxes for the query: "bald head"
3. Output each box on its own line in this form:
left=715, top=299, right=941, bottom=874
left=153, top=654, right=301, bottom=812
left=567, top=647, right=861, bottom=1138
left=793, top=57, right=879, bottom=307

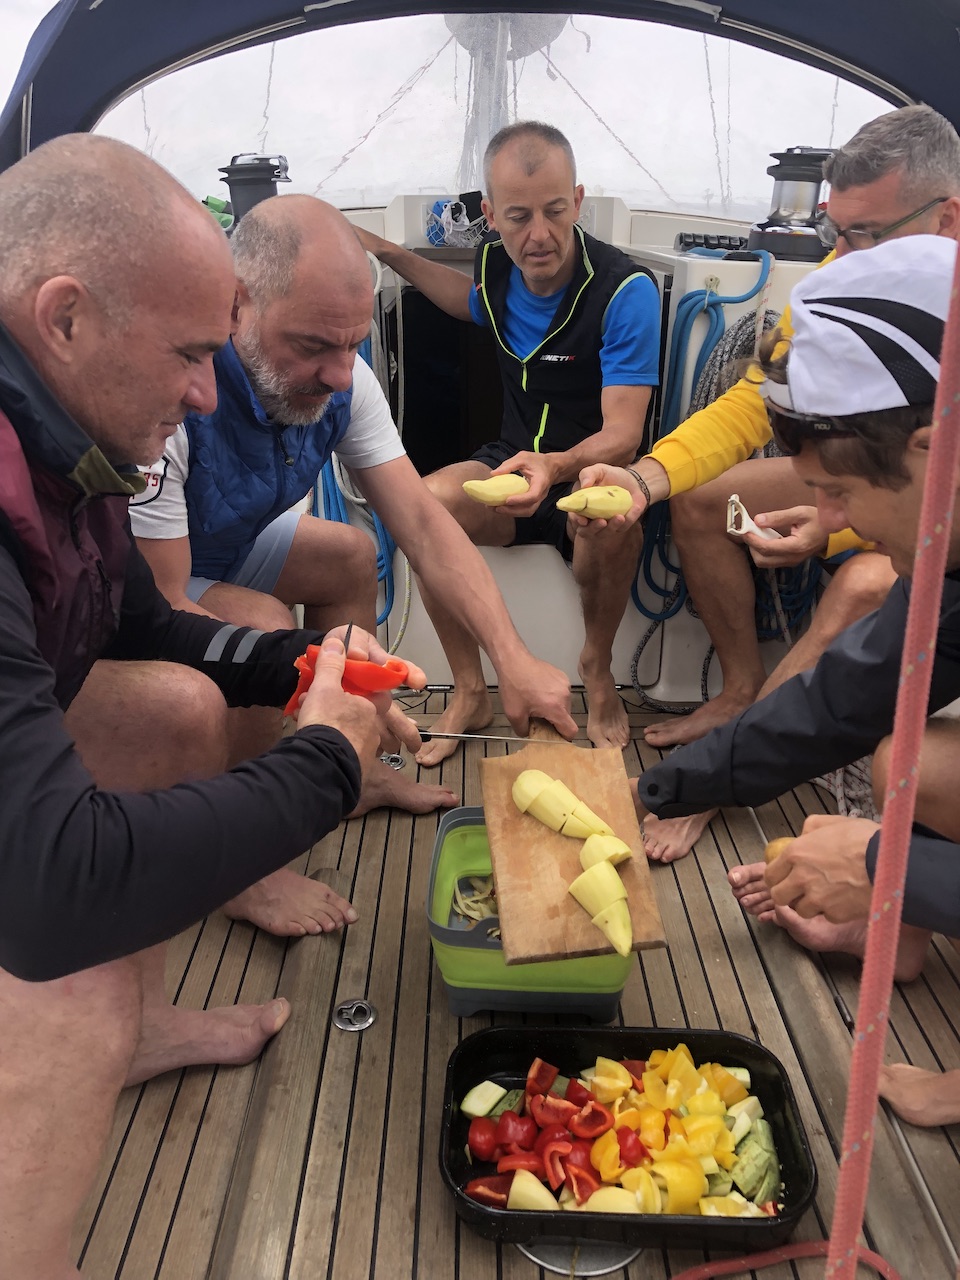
left=231, top=194, right=371, bottom=310
left=0, top=134, right=227, bottom=327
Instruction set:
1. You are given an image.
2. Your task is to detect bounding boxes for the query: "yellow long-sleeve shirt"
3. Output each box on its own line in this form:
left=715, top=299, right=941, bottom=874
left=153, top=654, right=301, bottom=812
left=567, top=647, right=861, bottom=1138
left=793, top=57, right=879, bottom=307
left=646, top=254, right=868, bottom=559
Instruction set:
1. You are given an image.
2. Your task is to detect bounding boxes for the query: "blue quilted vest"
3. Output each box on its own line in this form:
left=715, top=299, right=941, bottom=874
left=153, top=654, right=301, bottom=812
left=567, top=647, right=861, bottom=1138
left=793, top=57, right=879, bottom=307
left=183, top=340, right=353, bottom=581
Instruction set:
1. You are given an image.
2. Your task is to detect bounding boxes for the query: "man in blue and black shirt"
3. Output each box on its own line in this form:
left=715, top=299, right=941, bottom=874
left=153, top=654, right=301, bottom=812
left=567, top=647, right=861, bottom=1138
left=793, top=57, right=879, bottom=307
left=359, top=121, right=660, bottom=761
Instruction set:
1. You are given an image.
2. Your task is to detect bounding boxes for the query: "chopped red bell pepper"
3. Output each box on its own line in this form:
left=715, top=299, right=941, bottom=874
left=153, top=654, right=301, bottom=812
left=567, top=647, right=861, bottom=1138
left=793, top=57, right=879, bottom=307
left=540, top=1138, right=573, bottom=1191
left=494, top=1110, right=538, bottom=1151
left=620, top=1058, right=648, bottom=1091
left=467, top=1116, right=499, bottom=1163
left=560, top=1138, right=594, bottom=1172
left=563, top=1161, right=601, bottom=1206
left=564, top=1077, right=592, bottom=1107
left=529, top=1092, right=580, bottom=1130
left=533, top=1122, right=571, bottom=1156
left=568, top=1098, right=615, bottom=1140
left=496, top=1150, right=546, bottom=1178
left=464, top=1173, right=514, bottom=1207
left=525, top=1056, right=560, bottom=1097
left=616, top=1125, right=651, bottom=1168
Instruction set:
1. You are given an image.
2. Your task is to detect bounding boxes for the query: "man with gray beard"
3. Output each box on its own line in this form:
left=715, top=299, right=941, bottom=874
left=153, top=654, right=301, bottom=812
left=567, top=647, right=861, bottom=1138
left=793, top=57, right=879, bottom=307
left=132, top=195, right=576, bottom=935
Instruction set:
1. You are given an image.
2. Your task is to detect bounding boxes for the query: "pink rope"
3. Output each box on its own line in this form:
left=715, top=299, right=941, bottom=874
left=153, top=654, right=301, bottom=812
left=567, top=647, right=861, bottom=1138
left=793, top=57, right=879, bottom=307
left=825, top=252, right=960, bottom=1276
left=668, top=1240, right=900, bottom=1279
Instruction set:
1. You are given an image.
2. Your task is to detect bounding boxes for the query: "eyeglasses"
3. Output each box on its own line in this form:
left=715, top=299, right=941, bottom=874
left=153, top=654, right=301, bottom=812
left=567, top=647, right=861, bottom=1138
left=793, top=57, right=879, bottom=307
left=815, top=196, right=949, bottom=251
left=769, top=407, right=859, bottom=457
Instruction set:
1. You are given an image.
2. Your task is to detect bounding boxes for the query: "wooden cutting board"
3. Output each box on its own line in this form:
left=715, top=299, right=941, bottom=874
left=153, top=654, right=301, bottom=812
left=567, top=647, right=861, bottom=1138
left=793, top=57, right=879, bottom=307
left=479, top=725, right=666, bottom=965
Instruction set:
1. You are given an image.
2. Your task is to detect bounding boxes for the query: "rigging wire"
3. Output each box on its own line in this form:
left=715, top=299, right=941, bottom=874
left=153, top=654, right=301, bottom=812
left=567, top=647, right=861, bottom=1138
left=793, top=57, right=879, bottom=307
left=702, top=35, right=728, bottom=213
left=314, top=36, right=455, bottom=193
left=139, top=89, right=155, bottom=157
left=257, top=44, right=276, bottom=154
left=724, top=41, right=733, bottom=209
left=536, top=50, right=677, bottom=205
left=828, top=75, right=841, bottom=147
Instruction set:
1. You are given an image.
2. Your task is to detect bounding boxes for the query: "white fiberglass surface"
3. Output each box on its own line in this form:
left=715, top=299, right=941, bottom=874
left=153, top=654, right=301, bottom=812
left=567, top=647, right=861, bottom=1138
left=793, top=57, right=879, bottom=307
left=94, top=12, right=890, bottom=218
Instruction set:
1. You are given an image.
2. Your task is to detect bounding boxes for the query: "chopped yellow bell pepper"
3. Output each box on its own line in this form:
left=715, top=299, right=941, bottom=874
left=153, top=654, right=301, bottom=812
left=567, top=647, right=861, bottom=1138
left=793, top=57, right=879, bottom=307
left=641, top=1071, right=682, bottom=1110
left=651, top=1158, right=708, bottom=1215
left=590, top=1128, right=626, bottom=1183
left=613, top=1104, right=643, bottom=1129
left=590, top=1074, right=631, bottom=1104
left=595, top=1057, right=634, bottom=1088
left=711, top=1063, right=749, bottom=1107
left=636, top=1104, right=667, bottom=1152
left=622, top=1165, right=663, bottom=1213
left=679, top=1114, right=726, bottom=1155
left=646, top=1048, right=667, bottom=1070
left=667, top=1051, right=703, bottom=1102
left=713, top=1126, right=737, bottom=1170
left=685, top=1088, right=726, bottom=1117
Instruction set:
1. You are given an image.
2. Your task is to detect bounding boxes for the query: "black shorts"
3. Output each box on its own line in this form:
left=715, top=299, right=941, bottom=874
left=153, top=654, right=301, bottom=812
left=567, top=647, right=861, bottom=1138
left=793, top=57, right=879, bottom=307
left=470, top=440, right=575, bottom=562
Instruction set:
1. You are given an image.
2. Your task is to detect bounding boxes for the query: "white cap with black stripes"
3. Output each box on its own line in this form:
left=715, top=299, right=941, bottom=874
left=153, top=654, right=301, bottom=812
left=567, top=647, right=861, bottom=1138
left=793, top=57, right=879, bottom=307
left=764, top=234, right=956, bottom=416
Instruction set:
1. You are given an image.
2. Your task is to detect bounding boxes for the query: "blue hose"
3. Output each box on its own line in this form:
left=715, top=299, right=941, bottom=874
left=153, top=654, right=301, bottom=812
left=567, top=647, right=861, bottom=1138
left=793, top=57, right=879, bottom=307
left=633, top=250, right=772, bottom=621
left=312, top=337, right=397, bottom=626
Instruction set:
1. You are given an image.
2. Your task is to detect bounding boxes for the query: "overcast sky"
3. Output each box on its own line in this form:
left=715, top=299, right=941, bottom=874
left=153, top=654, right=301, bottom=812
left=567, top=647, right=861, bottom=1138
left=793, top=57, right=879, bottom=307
left=2, top=3, right=892, bottom=218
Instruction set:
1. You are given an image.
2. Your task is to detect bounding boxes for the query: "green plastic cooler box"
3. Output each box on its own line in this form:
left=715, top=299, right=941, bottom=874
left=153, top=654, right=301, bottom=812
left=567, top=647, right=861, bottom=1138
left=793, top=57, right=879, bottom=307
left=427, top=807, right=632, bottom=1019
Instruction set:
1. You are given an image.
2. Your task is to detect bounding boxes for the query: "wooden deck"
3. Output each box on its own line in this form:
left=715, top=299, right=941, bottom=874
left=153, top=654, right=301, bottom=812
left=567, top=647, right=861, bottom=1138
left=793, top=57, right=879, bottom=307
left=73, top=693, right=960, bottom=1279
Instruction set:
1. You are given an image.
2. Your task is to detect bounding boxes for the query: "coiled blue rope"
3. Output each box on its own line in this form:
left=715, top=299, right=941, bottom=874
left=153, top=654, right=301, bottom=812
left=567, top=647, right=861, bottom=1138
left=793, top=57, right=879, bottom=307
left=633, top=249, right=773, bottom=621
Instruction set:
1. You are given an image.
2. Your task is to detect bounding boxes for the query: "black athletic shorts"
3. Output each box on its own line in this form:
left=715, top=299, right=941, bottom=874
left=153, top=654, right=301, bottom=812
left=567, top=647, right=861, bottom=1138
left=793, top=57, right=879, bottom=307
left=470, top=439, right=575, bottom=562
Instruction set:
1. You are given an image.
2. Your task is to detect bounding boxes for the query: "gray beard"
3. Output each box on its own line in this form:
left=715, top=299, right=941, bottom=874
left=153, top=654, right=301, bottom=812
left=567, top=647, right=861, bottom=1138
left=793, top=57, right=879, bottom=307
left=236, top=331, right=333, bottom=427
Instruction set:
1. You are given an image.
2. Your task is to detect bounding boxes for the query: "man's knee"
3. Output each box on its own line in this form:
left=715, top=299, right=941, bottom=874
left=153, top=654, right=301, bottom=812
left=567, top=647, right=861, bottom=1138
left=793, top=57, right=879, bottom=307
left=68, top=661, right=229, bottom=788
left=669, top=480, right=723, bottom=536
left=0, top=954, right=141, bottom=1082
left=830, top=553, right=897, bottom=617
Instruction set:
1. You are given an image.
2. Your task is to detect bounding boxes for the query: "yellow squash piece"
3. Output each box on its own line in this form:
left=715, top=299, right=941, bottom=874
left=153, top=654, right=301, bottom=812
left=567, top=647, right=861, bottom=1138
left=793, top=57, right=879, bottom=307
left=525, top=777, right=577, bottom=832
left=579, top=1185, right=640, bottom=1213
left=506, top=1167, right=560, bottom=1211
left=591, top=899, right=633, bottom=957
left=462, top=474, right=530, bottom=505
left=580, top=833, right=633, bottom=869
left=556, top=485, right=633, bottom=519
left=568, top=801, right=614, bottom=837
left=621, top=1166, right=663, bottom=1213
left=569, top=860, right=627, bottom=918
left=511, top=768, right=554, bottom=813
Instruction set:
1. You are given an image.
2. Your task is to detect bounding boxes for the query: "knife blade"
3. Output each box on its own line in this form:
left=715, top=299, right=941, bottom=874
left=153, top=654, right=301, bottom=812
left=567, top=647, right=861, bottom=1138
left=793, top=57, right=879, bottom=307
left=419, top=730, right=583, bottom=745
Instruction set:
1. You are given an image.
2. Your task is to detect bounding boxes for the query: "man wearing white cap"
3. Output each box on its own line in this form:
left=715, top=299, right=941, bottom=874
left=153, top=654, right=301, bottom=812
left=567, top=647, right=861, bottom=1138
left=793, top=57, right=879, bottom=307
left=634, top=234, right=960, bottom=1127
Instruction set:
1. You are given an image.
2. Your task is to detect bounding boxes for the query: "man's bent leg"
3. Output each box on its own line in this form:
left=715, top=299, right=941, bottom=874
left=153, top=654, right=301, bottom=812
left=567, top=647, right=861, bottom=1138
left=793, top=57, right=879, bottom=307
left=415, top=461, right=514, bottom=767
left=0, top=956, right=141, bottom=1280
left=571, top=515, right=643, bottom=749
left=646, top=553, right=898, bottom=863
left=645, top=458, right=806, bottom=748
left=126, top=944, right=290, bottom=1086
left=754, top=552, right=897, bottom=698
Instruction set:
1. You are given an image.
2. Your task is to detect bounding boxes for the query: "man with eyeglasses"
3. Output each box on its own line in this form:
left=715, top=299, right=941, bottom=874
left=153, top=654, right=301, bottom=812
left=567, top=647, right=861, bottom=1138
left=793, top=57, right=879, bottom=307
left=634, top=234, right=960, bottom=1128
left=581, top=104, right=960, bottom=863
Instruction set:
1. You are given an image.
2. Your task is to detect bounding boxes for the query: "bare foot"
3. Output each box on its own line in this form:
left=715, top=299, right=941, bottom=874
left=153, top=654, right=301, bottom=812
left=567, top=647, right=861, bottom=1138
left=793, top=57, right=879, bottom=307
left=644, top=688, right=757, bottom=748
left=728, top=861, right=776, bottom=918
left=581, top=666, right=630, bottom=749
left=879, top=1065, right=960, bottom=1127
left=415, top=688, right=494, bottom=767
left=727, top=863, right=930, bottom=981
left=223, top=867, right=357, bottom=937
left=350, top=756, right=459, bottom=814
left=126, top=998, right=291, bottom=1086
left=643, top=809, right=718, bottom=863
